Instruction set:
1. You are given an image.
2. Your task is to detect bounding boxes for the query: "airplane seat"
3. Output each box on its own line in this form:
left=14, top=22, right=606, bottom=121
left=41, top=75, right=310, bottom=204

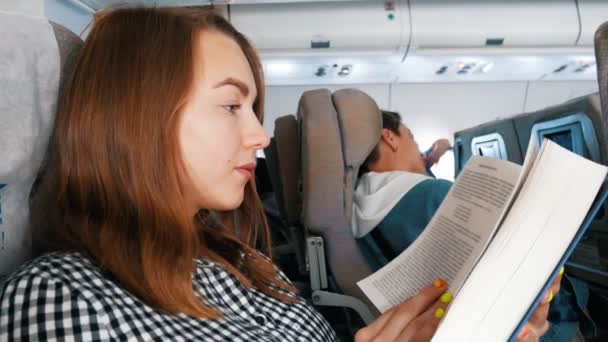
left=0, top=13, right=83, bottom=284
left=263, top=115, right=307, bottom=275
left=298, top=88, right=381, bottom=324
left=513, top=93, right=605, bottom=164
left=591, top=20, right=608, bottom=338
left=507, top=94, right=608, bottom=281
left=453, top=117, right=523, bottom=177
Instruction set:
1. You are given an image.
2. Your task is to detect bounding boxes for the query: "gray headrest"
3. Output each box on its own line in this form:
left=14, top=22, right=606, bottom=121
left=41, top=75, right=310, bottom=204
left=0, top=13, right=83, bottom=277
left=299, top=89, right=344, bottom=230
left=333, top=89, right=382, bottom=168
left=298, top=88, right=381, bottom=315
left=596, top=22, right=608, bottom=140
left=50, top=22, right=83, bottom=98
left=332, top=89, right=382, bottom=222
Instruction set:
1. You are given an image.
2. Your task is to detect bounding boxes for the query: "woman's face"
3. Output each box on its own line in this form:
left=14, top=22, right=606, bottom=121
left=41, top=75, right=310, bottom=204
left=178, top=30, right=269, bottom=212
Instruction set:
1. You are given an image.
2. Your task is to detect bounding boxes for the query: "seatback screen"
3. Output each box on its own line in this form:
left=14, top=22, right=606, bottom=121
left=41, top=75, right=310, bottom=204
left=543, top=130, right=574, bottom=152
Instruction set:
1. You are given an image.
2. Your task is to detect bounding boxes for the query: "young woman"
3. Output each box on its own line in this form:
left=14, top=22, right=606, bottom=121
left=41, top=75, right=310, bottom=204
left=0, top=7, right=556, bottom=341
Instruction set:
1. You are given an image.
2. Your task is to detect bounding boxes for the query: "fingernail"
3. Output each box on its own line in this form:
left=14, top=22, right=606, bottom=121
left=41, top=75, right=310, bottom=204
left=440, top=292, right=453, bottom=304
left=519, top=325, right=530, bottom=338
left=542, top=289, right=554, bottom=304
left=560, top=266, right=565, bottom=276
left=433, top=279, right=446, bottom=288
left=434, top=308, right=445, bottom=319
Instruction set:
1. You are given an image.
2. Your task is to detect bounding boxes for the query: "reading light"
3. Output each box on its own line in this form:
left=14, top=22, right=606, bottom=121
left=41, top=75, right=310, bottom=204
left=436, top=65, right=448, bottom=75
left=553, top=64, right=568, bottom=73
left=456, top=62, right=476, bottom=74
left=574, top=60, right=595, bottom=73
left=481, top=62, right=494, bottom=73
left=338, top=65, right=352, bottom=77
left=315, top=66, right=327, bottom=77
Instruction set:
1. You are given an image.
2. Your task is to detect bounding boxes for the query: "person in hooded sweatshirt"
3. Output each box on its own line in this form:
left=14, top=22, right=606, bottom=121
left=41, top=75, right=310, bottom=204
left=351, top=110, right=598, bottom=342
left=352, top=110, right=451, bottom=270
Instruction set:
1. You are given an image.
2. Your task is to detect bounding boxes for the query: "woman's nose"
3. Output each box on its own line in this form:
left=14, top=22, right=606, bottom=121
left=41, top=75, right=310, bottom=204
left=244, top=118, right=270, bottom=150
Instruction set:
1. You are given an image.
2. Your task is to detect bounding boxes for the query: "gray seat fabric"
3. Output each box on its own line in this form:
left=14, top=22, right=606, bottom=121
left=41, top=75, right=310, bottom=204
left=51, top=23, right=83, bottom=100
left=264, top=115, right=307, bottom=275
left=299, top=88, right=381, bottom=316
left=0, top=14, right=83, bottom=279
left=30, top=23, right=83, bottom=198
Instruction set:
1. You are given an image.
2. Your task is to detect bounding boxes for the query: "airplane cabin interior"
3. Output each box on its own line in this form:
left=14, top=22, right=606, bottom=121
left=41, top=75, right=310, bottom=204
left=1, top=0, right=608, bottom=340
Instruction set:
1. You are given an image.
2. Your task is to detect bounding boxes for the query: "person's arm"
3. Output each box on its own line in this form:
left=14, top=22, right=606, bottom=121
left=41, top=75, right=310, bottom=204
left=424, top=139, right=452, bottom=167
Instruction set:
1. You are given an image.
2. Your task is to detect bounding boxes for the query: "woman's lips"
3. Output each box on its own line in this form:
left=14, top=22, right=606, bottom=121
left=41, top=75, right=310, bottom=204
left=235, top=162, right=256, bottom=180
left=236, top=168, right=252, bottom=179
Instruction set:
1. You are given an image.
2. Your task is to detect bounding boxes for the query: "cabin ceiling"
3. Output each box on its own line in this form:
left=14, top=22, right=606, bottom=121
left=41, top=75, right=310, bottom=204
left=54, top=0, right=603, bottom=85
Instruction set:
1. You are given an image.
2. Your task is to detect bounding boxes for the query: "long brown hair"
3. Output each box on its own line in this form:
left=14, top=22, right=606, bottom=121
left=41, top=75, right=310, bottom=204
left=32, top=6, right=296, bottom=318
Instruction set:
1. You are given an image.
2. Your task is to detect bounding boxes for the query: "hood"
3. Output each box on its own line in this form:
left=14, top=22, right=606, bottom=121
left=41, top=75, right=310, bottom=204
left=351, top=171, right=429, bottom=238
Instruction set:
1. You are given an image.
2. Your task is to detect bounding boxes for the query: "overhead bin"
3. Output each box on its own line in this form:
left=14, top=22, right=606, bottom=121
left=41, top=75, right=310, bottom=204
left=229, top=0, right=409, bottom=60
left=409, top=0, right=580, bottom=50
left=577, top=0, right=608, bottom=46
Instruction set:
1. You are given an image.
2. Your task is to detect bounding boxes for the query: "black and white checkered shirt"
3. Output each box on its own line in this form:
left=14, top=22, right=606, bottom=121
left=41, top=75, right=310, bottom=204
left=0, top=252, right=337, bottom=341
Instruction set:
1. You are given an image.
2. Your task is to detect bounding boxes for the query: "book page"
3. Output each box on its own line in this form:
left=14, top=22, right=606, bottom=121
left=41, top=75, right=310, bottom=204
left=432, top=140, right=608, bottom=342
left=358, top=156, right=522, bottom=312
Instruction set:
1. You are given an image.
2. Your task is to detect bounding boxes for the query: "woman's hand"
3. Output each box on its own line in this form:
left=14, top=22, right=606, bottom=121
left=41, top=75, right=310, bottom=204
left=516, top=269, right=564, bottom=341
left=356, top=270, right=563, bottom=342
left=355, top=279, right=452, bottom=342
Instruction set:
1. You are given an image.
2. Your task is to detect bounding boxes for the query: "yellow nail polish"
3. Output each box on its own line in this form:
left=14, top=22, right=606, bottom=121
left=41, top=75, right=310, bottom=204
left=560, top=266, right=565, bottom=276
left=435, top=308, right=445, bottom=319
left=440, top=292, right=453, bottom=304
left=548, top=290, right=554, bottom=303
left=433, top=279, right=446, bottom=288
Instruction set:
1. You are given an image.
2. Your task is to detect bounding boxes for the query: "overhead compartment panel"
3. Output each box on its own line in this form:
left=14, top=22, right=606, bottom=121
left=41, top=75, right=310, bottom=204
left=409, top=0, right=579, bottom=49
left=229, top=0, right=409, bottom=60
left=577, top=0, right=608, bottom=46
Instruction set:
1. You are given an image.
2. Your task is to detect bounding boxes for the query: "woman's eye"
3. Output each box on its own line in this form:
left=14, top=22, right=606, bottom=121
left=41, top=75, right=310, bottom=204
left=222, top=104, right=241, bottom=114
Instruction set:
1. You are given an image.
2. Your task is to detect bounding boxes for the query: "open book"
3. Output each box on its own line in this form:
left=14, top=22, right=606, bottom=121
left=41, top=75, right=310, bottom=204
left=357, top=139, right=608, bottom=342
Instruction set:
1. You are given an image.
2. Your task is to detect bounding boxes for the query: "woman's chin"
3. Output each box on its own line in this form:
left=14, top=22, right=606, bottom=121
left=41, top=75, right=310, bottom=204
left=213, top=193, right=245, bottom=211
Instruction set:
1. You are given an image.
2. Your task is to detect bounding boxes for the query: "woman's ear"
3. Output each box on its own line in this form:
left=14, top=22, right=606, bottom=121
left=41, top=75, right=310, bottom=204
left=380, top=129, right=399, bottom=152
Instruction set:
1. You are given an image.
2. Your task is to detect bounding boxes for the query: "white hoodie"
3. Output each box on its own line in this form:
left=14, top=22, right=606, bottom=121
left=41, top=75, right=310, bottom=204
left=351, top=171, right=430, bottom=238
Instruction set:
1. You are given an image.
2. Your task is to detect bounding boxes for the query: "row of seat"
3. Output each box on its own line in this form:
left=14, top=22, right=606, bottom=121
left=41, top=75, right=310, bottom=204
left=265, top=89, right=383, bottom=325
left=263, top=21, right=608, bottom=327
left=454, top=93, right=604, bottom=175
left=454, top=92, right=608, bottom=284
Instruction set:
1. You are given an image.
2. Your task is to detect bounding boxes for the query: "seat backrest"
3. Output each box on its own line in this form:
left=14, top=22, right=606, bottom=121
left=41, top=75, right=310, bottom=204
left=453, top=118, right=523, bottom=177
left=0, top=12, right=83, bottom=278
left=266, top=115, right=301, bottom=226
left=513, top=93, right=605, bottom=164
left=298, top=88, right=381, bottom=313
